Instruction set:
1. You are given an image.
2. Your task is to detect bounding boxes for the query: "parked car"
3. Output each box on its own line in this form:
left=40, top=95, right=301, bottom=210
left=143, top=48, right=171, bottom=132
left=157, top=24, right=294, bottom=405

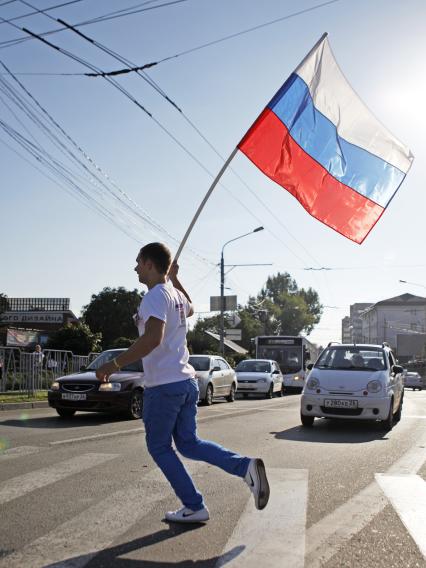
left=188, top=355, right=237, bottom=405
left=235, top=359, right=283, bottom=398
left=403, top=371, right=423, bottom=390
left=300, top=343, right=404, bottom=430
left=48, top=349, right=144, bottom=420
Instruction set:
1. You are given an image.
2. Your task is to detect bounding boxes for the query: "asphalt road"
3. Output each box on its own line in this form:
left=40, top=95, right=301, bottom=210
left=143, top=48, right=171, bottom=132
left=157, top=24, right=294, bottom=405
left=0, top=390, right=425, bottom=567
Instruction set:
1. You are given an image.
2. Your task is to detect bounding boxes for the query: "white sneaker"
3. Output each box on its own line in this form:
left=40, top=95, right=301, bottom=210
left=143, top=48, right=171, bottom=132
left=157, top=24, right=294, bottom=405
left=165, top=506, right=210, bottom=523
left=244, top=458, right=270, bottom=510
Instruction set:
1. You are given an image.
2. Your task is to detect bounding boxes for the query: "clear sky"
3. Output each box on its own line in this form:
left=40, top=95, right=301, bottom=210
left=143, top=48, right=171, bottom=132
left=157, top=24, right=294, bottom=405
left=1, top=0, right=425, bottom=347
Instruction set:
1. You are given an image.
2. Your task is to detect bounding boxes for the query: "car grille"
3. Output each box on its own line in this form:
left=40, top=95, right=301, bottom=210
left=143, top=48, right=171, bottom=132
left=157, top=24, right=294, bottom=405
left=320, top=406, right=363, bottom=416
left=328, top=391, right=354, bottom=396
left=62, top=383, right=96, bottom=393
left=238, top=380, right=258, bottom=384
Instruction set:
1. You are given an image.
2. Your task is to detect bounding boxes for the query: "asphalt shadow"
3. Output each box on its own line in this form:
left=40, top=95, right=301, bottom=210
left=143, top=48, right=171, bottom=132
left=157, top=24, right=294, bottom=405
left=271, top=417, right=392, bottom=444
left=0, top=411, right=132, bottom=429
left=43, top=525, right=244, bottom=568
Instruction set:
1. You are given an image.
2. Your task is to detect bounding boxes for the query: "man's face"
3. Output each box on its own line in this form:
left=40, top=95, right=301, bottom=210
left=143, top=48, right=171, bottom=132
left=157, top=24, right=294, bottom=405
left=135, top=254, right=150, bottom=284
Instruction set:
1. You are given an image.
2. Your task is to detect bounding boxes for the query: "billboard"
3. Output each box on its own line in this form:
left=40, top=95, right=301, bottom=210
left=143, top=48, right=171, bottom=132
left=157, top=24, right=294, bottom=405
left=6, top=328, right=39, bottom=347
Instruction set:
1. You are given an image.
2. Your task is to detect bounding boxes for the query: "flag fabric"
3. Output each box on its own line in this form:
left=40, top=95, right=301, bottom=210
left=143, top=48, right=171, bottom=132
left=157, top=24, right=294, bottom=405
left=238, top=33, right=414, bottom=244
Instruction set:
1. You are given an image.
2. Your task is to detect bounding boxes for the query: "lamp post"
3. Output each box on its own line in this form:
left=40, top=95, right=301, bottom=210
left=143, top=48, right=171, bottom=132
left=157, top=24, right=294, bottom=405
left=220, top=227, right=264, bottom=355
left=399, top=279, right=426, bottom=290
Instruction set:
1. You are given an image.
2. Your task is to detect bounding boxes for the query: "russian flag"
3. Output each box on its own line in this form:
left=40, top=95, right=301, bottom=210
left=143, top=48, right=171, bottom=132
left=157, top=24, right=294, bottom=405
left=238, top=34, right=414, bottom=244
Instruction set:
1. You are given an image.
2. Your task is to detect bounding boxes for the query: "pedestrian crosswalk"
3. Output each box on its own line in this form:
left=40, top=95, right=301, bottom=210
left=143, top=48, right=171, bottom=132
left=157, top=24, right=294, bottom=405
left=0, top=440, right=425, bottom=566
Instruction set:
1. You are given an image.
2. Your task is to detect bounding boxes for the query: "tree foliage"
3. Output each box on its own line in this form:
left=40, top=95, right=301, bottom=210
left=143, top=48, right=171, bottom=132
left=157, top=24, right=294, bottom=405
left=82, top=287, right=143, bottom=349
left=0, top=293, right=8, bottom=315
left=46, top=323, right=101, bottom=355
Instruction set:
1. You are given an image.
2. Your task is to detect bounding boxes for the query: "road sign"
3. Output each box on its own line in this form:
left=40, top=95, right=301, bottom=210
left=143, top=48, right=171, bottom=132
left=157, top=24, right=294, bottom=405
left=225, top=329, right=242, bottom=341
left=228, top=313, right=241, bottom=328
left=210, top=295, right=237, bottom=311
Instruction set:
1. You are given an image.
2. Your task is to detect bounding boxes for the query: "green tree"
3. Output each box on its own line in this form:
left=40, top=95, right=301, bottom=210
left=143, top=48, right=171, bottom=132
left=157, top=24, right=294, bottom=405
left=0, top=293, right=8, bottom=316
left=187, top=315, right=221, bottom=354
left=46, top=323, right=101, bottom=355
left=82, top=287, right=143, bottom=349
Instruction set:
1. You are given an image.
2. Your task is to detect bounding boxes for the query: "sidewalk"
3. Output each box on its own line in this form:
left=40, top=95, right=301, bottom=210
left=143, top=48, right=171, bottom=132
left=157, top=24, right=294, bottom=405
left=0, top=401, right=50, bottom=411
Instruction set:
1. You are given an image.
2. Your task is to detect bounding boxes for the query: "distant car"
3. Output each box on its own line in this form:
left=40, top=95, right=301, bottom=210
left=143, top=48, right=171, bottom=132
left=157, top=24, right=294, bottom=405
left=48, top=349, right=144, bottom=420
left=300, top=343, right=404, bottom=430
left=403, top=371, right=423, bottom=390
left=188, top=355, right=237, bottom=405
left=235, top=359, right=283, bottom=398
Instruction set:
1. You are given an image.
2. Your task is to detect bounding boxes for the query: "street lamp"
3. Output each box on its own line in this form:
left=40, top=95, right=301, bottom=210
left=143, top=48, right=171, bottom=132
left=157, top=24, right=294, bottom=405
left=399, top=279, right=426, bottom=290
left=220, top=227, right=264, bottom=355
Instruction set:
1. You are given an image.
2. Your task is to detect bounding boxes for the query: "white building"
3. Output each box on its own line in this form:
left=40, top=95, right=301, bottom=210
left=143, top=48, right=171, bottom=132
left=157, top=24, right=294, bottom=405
left=360, top=293, right=426, bottom=353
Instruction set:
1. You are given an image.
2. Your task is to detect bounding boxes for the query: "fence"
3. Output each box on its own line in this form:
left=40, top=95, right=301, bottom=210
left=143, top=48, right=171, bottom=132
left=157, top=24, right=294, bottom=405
left=0, top=347, right=99, bottom=395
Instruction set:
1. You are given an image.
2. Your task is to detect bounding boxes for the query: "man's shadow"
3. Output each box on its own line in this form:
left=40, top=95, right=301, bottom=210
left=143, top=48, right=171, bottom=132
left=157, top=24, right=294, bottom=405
left=45, top=525, right=244, bottom=567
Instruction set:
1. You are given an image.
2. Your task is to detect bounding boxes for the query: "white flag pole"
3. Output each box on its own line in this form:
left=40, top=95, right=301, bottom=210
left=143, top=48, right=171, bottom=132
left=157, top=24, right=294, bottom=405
left=174, top=146, right=239, bottom=261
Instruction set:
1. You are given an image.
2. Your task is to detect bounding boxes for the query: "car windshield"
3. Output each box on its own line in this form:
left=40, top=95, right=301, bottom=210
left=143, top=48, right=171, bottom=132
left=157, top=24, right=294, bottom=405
left=189, top=356, right=211, bottom=371
left=235, top=360, right=271, bottom=373
left=86, top=351, right=143, bottom=373
left=315, top=347, right=386, bottom=371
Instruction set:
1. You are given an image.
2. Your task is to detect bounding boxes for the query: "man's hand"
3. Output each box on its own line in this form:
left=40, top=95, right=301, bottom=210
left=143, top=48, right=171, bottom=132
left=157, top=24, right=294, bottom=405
left=96, top=361, right=116, bottom=382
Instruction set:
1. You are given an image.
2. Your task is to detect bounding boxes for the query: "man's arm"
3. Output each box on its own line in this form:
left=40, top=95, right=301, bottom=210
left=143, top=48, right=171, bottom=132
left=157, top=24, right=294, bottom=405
left=168, top=261, right=194, bottom=317
left=95, top=317, right=164, bottom=382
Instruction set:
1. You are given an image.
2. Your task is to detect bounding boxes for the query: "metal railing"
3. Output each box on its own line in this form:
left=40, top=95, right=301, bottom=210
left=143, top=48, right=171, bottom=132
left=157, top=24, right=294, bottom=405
left=0, top=348, right=99, bottom=395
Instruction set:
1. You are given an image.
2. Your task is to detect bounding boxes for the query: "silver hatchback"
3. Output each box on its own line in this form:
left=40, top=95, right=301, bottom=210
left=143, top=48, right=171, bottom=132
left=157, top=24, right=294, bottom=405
left=188, top=355, right=237, bottom=405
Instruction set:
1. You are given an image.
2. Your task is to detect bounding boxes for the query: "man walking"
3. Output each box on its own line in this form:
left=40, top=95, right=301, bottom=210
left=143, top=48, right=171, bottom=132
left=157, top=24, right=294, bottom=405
left=96, top=242, right=269, bottom=523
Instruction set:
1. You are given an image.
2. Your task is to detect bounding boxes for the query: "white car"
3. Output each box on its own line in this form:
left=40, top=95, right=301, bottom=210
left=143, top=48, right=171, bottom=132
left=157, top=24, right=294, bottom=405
left=403, top=371, right=423, bottom=391
left=300, top=343, right=404, bottom=430
left=235, top=359, right=283, bottom=398
left=188, top=355, right=237, bottom=405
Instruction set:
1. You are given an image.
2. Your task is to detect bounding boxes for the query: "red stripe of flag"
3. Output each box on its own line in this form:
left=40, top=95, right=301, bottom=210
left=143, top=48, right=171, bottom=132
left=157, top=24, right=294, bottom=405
left=238, top=109, right=384, bottom=244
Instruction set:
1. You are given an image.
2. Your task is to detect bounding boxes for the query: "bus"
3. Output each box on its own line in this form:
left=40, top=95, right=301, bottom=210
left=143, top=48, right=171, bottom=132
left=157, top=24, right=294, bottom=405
left=254, top=335, right=320, bottom=392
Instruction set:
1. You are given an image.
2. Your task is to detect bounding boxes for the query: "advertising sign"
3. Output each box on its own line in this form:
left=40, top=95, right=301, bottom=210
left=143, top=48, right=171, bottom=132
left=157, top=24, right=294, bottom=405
left=7, top=328, right=39, bottom=347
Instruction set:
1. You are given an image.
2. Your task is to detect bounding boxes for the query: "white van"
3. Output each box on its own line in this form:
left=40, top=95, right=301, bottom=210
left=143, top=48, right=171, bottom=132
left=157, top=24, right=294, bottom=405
left=300, top=343, right=404, bottom=430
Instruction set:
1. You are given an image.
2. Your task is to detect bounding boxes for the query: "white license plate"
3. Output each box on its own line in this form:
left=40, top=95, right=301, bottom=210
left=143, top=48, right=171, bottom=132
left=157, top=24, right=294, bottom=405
left=61, top=393, right=87, bottom=401
left=324, top=399, right=357, bottom=409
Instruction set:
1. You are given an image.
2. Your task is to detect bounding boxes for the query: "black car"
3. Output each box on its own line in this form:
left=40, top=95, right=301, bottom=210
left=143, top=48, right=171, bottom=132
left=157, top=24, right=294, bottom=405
left=48, top=349, right=144, bottom=420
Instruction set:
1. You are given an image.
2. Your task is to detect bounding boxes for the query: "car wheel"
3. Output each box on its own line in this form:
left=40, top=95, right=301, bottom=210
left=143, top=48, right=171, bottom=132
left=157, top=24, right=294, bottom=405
left=301, top=412, right=314, bottom=427
left=277, top=385, right=284, bottom=397
left=394, top=394, right=403, bottom=422
left=226, top=383, right=236, bottom=403
left=56, top=408, right=76, bottom=418
left=204, top=384, right=214, bottom=406
left=266, top=383, right=274, bottom=399
left=381, top=399, right=394, bottom=431
left=243, top=393, right=249, bottom=398
left=126, top=389, right=143, bottom=420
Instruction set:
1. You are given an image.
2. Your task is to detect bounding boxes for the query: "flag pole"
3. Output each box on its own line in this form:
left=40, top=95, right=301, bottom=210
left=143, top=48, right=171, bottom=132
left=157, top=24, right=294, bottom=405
left=174, top=146, right=239, bottom=261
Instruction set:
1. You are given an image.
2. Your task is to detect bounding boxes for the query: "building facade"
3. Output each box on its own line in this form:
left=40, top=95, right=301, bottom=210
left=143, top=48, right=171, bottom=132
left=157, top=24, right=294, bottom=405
left=0, top=298, right=78, bottom=347
left=341, top=303, right=373, bottom=343
left=360, top=293, right=426, bottom=359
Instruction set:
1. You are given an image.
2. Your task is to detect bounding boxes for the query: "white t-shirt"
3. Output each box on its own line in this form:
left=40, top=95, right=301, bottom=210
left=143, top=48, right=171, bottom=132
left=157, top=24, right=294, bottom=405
left=137, top=281, right=194, bottom=388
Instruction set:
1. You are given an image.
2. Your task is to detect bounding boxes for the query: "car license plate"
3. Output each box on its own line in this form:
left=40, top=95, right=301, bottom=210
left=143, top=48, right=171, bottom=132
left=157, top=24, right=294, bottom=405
left=324, top=399, right=357, bottom=409
left=61, top=393, right=86, bottom=401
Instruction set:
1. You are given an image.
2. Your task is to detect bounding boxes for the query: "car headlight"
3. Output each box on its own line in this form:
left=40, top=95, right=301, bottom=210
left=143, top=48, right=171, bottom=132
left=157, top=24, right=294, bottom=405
left=257, top=378, right=267, bottom=383
left=367, top=380, right=382, bottom=393
left=293, top=375, right=301, bottom=381
left=99, top=382, right=122, bottom=392
left=50, top=381, right=60, bottom=391
left=307, top=377, right=320, bottom=389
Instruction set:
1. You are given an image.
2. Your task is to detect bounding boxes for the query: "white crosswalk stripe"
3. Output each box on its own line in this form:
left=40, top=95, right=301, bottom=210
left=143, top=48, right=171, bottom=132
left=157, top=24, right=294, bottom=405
left=0, top=445, right=43, bottom=460
left=376, top=473, right=426, bottom=559
left=0, top=484, right=166, bottom=568
left=0, top=453, right=118, bottom=505
left=216, top=468, right=308, bottom=568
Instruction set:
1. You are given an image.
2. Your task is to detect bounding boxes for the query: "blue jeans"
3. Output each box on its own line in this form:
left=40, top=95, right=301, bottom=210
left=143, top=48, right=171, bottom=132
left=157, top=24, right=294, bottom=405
left=142, top=378, right=250, bottom=511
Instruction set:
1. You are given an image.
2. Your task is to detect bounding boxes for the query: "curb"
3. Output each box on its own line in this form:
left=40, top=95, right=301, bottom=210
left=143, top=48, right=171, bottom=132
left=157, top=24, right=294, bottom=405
left=0, top=401, right=50, bottom=411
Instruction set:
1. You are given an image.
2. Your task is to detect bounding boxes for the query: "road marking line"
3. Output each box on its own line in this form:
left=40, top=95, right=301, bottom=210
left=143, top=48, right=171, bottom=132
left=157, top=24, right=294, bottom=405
left=0, top=453, right=118, bottom=505
left=305, top=430, right=426, bottom=567
left=49, top=428, right=144, bottom=446
left=404, top=415, right=426, bottom=419
left=375, top=474, right=426, bottom=559
left=0, top=484, right=166, bottom=568
left=0, top=445, right=42, bottom=460
left=216, top=468, right=308, bottom=568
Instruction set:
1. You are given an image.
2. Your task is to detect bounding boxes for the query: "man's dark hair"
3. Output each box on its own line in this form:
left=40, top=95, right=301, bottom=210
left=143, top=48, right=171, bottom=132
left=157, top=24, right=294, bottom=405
left=139, top=242, right=172, bottom=274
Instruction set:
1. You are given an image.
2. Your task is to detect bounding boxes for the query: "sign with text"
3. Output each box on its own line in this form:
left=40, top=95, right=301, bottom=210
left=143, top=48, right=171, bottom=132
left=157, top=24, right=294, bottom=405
left=0, top=311, right=64, bottom=324
left=210, top=296, right=237, bottom=312
left=225, top=329, right=242, bottom=341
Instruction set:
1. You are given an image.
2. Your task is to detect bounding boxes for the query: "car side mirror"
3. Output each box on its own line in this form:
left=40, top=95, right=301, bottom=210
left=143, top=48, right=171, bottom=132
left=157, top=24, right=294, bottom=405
left=392, top=364, right=404, bottom=374
left=80, top=365, right=87, bottom=372
left=306, top=363, right=314, bottom=371
left=272, top=369, right=280, bottom=374
left=212, top=366, right=221, bottom=372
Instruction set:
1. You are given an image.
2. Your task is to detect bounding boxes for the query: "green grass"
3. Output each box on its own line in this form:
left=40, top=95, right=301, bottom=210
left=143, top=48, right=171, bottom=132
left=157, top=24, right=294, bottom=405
left=0, top=391, right=49, bottom=403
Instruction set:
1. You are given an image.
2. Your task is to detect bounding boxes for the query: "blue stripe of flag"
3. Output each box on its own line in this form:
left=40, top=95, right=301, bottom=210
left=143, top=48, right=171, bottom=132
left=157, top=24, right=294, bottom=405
left=267, top=73, right=404, bottom=208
